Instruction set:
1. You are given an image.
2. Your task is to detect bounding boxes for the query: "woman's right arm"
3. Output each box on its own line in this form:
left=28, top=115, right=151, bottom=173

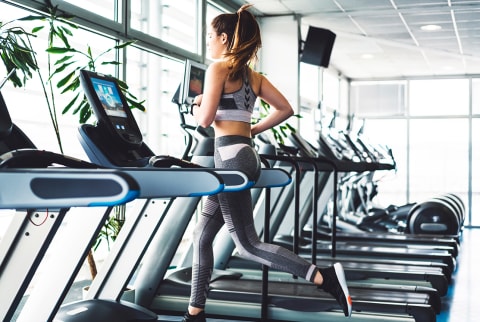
left=192, top=61, right=227, bottom=128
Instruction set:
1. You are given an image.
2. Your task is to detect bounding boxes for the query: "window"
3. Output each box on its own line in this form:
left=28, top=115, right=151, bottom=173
left=299, top=63, right=320, bottom=142
left=126, top=47, right=186, bottom=157
left=130, top=0, right=201, bottom=54
left=360, top=119, right=408, bottom=207
left=207, top=1, right=225, bottom=26
left=409, top=119, right=469, bottom=202
left=472, top=119, right=480, bottom=226
left=473, top=78, right=480, bottom=115
left=350, top=81, right=406, bottom=117
left=63, top=0, right=119, bottom=21
left=409, top=79, right=469, bottom=116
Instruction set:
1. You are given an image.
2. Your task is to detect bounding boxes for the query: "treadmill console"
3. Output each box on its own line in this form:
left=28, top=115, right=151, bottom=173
left=80, top=70, right=143, bottom=148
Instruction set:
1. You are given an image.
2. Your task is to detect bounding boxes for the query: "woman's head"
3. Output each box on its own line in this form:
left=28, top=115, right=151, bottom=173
left=209, top=4, right=261, bottom=79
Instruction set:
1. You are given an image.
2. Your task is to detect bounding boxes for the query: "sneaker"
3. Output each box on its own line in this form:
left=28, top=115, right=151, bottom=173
left=319, top=263, right=352, bottom=317
left=182, top=310, right=206, bottom=322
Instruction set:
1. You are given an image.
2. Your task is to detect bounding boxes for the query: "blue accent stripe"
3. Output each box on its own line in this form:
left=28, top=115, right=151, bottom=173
left=189, top=184, right=225, bottom=197
left=88, top=190, right=140, bottom=207
left=222, top=180, right=255, bottom=192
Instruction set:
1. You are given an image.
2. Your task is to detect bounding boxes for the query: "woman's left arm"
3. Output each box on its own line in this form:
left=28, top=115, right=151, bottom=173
left=251, top=74, right=294, bottom=136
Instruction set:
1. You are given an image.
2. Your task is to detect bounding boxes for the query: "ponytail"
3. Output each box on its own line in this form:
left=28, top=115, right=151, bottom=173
left=211, top=4, right=262, bottom=79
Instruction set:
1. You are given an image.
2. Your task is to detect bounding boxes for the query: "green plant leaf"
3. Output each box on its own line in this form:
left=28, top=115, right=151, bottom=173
left=114, top=40, right=136, bottom=49
left=31, top=26, right=45, bottom=33
left=55, top=26, right=71, bottom=48
left=55, top=70, right=76, bottom=88
left=61, top=92, right=80, bottom=113
left=60, top=75, right=80, bottom=93
left=125, top=90, right=138, bottom=100
left=54, top=55, right=74, bottom=65
left=72, top=97, right=87, bottom=114
left=116, top=79, right=129, bottom=90
left=52, top=61, right=75, bottom=75
left=126, top=96, right=146, bottom=111
left=101, top=61, right=121, bottom=65
left=46, top=46, right=77, bottom=54
left=60, top=25, right=74, bottom=36
left=18, top=15, right=46, bottom=22
left=79, top=103, right=92, bottom=123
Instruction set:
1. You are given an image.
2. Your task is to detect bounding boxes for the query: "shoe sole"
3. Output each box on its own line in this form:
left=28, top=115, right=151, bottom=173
left=333, top=262, right=352, bottom=317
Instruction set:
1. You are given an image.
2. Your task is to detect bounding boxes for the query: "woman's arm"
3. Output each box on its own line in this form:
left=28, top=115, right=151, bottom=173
left=251, top=74, right=294, bottom=136
left=192, top=61, right=227, bottom=128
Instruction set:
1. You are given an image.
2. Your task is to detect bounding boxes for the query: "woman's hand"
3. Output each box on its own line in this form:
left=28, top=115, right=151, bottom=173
left=193, top=94, right=203, bottom=106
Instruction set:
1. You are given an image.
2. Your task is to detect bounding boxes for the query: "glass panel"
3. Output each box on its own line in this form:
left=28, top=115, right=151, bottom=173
left=63, top=0, right=117, bottom=20
left=409, top=79, right=469, bottom=116
left=299, top=63, right=320, bottom=142
left=471, top=119, right=480, bottom=226
left=207, top=2, right=226, bottom=26
left=126, top=48, right=186, bottom=157
left=323, top=70, right=340, bottom=112
left=359, top=119, right=408, bottom=207
left=473, top=78, right=480, bottom=115
left=130, top=0, right=200, bottom=53
left=409, top=119, right=469, bottom=205
left=350, top=81, right=406, bottom=117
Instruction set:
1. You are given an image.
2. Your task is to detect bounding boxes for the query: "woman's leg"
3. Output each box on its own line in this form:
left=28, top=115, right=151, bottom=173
left=186, top=194, right=224, bottom=318
left=214, top=136, right=352, bottom=317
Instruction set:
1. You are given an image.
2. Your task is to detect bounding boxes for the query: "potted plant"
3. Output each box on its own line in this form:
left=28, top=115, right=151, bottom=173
left=1, top=0, right=145, bottom=282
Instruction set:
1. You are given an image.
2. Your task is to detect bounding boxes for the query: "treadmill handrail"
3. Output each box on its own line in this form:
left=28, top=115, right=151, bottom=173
left=0, top=168, right=139, bottom=208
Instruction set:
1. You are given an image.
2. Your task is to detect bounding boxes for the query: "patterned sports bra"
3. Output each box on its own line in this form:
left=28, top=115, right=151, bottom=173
left=215, top=69, right=257, bottom=123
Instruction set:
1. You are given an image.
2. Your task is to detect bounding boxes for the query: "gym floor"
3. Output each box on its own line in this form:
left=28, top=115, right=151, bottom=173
left=9, top=226, right=478, bottom=321
left=437, top=227, right=479, bottom=322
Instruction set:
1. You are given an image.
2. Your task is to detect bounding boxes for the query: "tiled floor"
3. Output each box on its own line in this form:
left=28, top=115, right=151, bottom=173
left=437, top=227, right=480, bottom=322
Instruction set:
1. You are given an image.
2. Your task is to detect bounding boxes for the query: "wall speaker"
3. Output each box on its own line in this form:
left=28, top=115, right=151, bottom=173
left=300, top=26, right=336, bottom=68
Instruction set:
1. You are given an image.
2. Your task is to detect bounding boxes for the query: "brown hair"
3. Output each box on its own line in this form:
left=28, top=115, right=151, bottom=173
left=211, top=4, right=261, bottom=79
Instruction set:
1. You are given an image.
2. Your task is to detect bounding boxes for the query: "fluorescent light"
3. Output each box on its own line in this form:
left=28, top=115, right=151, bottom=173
left=361, top=54, right=374, bottom=59
left=421, top=24, right=442, bottom=31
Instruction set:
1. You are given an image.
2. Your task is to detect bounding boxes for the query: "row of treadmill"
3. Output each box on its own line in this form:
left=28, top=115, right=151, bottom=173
left=0, top=69, right=463, bottom=322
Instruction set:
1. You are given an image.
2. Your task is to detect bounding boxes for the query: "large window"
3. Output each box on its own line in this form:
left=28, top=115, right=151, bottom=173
left=409, top=119, right=469, bottom=201
left=130, top=0, right=201, bottom=54
left=350, top=81, right=406, bottom=117
left=409, top=79, right=469, bottom=116
left=63, top=0, right=119, bottom=20
left=126, top=47, right=186, bottom=157
left=353, top=78, right=476, bottom=226
left=473, top=78, right=480, bottom=115
left=360, top=119, right=408, bottom=207
left=472, top=118, right=480, bottom=226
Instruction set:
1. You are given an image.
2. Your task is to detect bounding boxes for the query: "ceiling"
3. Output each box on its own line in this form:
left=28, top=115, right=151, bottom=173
left=228, top=0, right=480, bottom=80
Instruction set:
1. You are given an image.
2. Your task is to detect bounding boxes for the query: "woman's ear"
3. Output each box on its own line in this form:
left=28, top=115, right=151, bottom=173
left=221, top=32, right=228, bottom=44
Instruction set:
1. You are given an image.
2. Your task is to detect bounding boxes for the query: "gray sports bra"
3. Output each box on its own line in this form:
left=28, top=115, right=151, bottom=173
left=215, top=70, right=257, bottom=123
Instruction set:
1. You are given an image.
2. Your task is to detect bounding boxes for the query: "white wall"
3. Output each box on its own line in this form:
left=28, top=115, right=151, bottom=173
left=258, top=15, right=300, bottom=114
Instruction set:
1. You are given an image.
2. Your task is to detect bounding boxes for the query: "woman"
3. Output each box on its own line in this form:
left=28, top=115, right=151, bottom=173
left=183, top=4, right=352, bottom=321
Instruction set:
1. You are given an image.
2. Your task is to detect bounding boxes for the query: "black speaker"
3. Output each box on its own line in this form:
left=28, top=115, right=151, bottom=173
left=300, top=26, right=336, bottom=68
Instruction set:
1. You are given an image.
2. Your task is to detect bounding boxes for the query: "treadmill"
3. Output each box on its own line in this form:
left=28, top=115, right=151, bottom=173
left=0, top=87, right=239, bottom=322
left=58, top=69, right=436, bottom=321
left=274, top=129, right=458, bottom=269
left=302, top=122, right=461, bottom=245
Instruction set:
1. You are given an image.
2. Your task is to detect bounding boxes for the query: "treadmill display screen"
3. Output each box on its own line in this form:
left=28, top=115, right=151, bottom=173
left=182, top=59, right=207, bottom=105
left=91, top=77, right=127, bottom=118
left=80, top=70, right=143, bottom=148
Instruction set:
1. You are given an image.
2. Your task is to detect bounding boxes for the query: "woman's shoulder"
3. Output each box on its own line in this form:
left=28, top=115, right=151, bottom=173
left=248, top=68, right=263, bottom=91
left=208, top=60, right=230, bottom=75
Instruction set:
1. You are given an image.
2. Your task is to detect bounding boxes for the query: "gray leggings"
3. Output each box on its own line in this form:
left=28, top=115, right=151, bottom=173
left=189, top=135, right=318, bottom=308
